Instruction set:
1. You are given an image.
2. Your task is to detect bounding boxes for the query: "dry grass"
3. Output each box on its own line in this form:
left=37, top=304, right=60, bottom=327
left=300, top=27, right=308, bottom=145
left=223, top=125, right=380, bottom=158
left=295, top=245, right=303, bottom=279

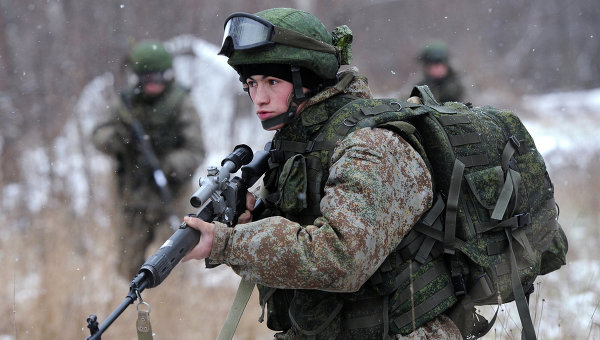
left=0, top=172, right=274, bottom=340
left=1, top=154, right=598, bottom=340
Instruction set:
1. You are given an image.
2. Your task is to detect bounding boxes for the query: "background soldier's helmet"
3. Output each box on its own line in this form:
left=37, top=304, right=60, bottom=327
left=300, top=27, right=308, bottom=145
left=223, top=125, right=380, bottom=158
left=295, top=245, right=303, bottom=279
left=419, top=40, right=449, bottom=64
left=225, top=8, right=352, bottom=82
left=129, top=40, right=173, bottom=74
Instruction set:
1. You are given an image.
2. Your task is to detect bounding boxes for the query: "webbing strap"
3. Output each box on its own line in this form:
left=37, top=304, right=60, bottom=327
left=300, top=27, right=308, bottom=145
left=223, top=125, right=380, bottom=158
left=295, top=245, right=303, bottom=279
left=421, top=194, right=445, bottom=226
left=398, top=197, right=445, bottom=264
left=448, top=133, right=481, bottom=146
left=337, top=110, right=367, bottom=137
left=458, top=153, right=489, bottom=167
left=491, top=138, right=520, bottom=221
left=491, top=169, right=521, bottom=221
left=361, top=103, right=395, bottom=116
left=276, top=140, right=309, bottom=153
left=216, top=279, right=255, bottom=340
left=415, top=218, right=443, bottom=264
left=415, top=234, right=436, bottom=264
left=392, top=284, right=455, bottom=330
left=444, top=159, right=465, bottom=254
left=437, top=115, right=471, bottom=126
left=390, top=259, right=449, bottom=311
left=505, top=229, right=537, bottom=340
left=501, top=137, right=518, bottom=172
left=360, top=101, right=421, bottom=116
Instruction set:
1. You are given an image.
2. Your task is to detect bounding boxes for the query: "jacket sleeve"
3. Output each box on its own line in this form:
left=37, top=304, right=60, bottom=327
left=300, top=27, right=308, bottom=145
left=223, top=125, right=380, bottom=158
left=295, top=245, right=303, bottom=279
left=91, top=104, right=132, bottom=156
left=209, top=127, right=433, bottom=292
left=162, top=95, right=205, bottom=182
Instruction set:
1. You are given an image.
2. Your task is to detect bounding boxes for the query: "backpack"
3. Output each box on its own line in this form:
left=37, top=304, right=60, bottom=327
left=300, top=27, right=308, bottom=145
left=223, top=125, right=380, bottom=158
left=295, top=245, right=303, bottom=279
left=383, top=86, right=568, bottom=339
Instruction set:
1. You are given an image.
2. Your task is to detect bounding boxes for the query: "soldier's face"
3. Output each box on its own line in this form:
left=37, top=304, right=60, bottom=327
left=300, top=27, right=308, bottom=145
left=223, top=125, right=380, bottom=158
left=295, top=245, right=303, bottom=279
left=142, top=82, right=166, bottom=96
left=426, top=62, right=448, bottom=79
left=246, top=75, right=294, bottom=130
left=139, top=72, right=167, bottom=97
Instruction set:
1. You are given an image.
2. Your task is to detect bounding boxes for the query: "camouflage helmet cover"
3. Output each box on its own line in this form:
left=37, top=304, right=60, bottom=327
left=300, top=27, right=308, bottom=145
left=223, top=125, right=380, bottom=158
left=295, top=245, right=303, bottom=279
left=130, top=40, right=173, bottom=74
left=226, top=8, right=352, bottom=81
left=419, top=40, right=449, bottom=64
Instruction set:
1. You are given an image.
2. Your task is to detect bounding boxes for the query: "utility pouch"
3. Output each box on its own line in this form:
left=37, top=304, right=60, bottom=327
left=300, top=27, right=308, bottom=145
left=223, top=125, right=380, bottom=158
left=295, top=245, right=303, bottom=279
left=277, top=154, right=308, bottom=214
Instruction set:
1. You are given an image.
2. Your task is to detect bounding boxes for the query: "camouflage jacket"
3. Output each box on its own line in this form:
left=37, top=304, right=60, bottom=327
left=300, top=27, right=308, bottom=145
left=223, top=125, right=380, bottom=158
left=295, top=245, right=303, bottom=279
left=92, top=82, right=204, bottom=209
left=210, top=69, right=434, bottom=288
left=209, top=70, right=462, bottom=338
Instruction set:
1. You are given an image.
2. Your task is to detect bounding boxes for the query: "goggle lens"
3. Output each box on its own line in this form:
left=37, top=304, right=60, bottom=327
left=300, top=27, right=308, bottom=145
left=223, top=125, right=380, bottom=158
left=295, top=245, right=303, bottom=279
left=220, top=14, right=274, bottom=55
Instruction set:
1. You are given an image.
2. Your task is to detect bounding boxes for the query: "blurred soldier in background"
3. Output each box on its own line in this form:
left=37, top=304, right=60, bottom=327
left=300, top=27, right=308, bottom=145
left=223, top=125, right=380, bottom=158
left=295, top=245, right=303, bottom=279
left=416, top=40, right=465, bottom=102
left=92, top=40, right=205, bottom=278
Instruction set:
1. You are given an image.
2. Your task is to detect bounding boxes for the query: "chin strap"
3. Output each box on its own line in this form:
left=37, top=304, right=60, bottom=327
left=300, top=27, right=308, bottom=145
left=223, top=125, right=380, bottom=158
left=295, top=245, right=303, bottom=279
left=260, top=106, right=297, bottom=130
left=259, top=65, right=309, bottom=130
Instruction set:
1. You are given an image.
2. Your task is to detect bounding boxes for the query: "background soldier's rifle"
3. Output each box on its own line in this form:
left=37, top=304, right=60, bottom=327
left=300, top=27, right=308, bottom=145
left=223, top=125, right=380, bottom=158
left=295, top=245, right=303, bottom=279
left=85, top=144, right=270, bottom=340
left=119, top=92, right=180, bottom=229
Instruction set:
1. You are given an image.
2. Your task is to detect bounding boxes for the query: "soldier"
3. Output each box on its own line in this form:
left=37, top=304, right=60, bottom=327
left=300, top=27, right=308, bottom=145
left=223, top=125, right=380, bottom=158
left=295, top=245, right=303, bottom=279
left=92, top=40, right=205, bottom=279
left=416, top=40, right=465, bottom=102
left=182, top=8, right=461, bottom=339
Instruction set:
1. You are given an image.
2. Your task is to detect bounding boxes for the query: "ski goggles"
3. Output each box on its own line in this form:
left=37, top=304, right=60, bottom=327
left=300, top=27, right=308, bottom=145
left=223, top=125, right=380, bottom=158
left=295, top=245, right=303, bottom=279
left=218, top=12, right=338, bottom=57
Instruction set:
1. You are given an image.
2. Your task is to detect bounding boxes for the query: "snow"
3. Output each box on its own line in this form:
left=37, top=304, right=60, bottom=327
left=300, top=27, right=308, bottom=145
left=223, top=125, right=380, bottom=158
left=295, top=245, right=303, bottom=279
left=522, top=88, right=600, bottom=168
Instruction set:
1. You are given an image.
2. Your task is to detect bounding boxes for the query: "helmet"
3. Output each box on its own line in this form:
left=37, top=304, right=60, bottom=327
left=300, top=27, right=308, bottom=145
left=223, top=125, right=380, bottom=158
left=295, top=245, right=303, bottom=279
left=129, top=40, right=173, bottom=74
left=222, top=8, right=351, bottom=82
left=419, top=40, right=449, bottom=64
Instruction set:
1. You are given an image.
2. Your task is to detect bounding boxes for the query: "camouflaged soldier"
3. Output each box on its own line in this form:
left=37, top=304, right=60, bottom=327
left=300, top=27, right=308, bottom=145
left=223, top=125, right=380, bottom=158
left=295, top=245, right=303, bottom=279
left=416, top=41, right=465, bottom=103
left=182, top=8, right=462, bottom=339
left=93, top=40, right=205, bottom=278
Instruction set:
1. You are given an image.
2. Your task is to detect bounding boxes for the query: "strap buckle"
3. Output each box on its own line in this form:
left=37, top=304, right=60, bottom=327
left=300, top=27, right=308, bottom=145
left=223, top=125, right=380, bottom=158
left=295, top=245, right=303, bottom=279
left=304, top=140, right=315, bottom=153
left=509, top=135, right=521, bottom=149
left=452, top=274, right=467, bottom=297
left=515, top=212, right=531, bottom=227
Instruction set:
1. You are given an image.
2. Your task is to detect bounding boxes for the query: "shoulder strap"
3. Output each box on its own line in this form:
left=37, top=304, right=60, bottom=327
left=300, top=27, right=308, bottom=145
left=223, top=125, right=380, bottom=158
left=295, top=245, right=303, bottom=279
left=310, top=97, right=427, bottom=164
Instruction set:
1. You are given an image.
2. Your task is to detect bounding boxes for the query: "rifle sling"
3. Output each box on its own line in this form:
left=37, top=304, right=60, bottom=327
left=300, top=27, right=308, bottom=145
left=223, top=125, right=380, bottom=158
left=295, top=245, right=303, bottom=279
left=216, top=279, right=255, bottom=340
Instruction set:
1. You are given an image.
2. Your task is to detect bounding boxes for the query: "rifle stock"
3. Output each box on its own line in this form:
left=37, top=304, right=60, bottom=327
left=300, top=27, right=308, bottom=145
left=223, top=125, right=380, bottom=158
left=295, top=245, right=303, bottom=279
left=85, top=144, right=270, bottom=339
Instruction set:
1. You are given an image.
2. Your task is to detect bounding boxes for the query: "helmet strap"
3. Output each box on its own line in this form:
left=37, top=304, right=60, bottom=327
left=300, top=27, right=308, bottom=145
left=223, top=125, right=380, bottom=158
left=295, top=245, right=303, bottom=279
left=260, top=105, right=297, bottom=130
left=290, top=65, right=307, bottom=104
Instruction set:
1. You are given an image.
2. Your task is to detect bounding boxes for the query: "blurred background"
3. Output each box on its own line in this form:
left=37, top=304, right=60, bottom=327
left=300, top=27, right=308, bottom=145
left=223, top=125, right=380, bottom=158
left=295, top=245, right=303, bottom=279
left=1, top=0, right=599, bottom=339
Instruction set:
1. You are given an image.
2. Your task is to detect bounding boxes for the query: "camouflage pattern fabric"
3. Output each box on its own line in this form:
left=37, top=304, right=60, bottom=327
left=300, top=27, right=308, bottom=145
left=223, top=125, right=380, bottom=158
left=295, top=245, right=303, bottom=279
left=92, top=82, right=204, bottom=277
left=209, top=70, right=461, bottom=338
left=417, top=67, right=464, bottom=103
left=395, top=315, right=461, bottom=340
